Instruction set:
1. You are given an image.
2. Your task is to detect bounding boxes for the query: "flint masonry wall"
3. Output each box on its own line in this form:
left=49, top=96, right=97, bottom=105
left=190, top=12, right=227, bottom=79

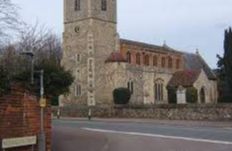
left=54, top=104, right=232, bottom=121
left=0, top=85, right=51, bottom=151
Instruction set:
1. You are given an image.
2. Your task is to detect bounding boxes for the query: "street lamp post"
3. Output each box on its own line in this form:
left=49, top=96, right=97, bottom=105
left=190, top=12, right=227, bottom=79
left=36, top=70, right=46, bottom=151
left=20, top=51, right=46, bottom=151
left=20, top=51, right=34, bottom=84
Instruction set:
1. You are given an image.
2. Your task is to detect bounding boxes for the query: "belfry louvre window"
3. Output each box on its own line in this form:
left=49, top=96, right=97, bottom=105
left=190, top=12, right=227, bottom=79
left=101, top=0, right=107, bottom=11
left=75, top=0, right=80, bottom=11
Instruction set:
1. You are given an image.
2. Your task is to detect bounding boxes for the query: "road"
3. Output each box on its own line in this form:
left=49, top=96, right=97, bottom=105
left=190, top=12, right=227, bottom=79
left=52, top=119, right=232, bottom=151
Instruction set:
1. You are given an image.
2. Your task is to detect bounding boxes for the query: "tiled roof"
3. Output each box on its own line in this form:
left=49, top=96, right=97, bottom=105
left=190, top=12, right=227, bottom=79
left=120, top=39, right=182, bottom=54
left=183, top=53, right=217, bottom=80
left=105, top=52, right=127, bottom=63
left=168, top=70, right=201, bottom=87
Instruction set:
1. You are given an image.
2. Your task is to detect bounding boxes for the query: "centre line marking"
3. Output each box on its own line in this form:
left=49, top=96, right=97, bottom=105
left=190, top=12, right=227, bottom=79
left=82, top=128, right=232, bottom=145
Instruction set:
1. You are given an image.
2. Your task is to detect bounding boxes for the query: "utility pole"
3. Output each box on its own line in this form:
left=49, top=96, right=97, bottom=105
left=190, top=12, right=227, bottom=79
left=37, top=70, right=46, bottom=151
left=20, top=51, right=46, bottom=151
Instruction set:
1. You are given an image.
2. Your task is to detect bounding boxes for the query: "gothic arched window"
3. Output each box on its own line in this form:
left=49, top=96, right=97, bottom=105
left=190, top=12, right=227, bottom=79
left=154, top=79, right=164, bottom=102
left=136, top=53, right=141, bottom=65
left=101, top=0, right=107, bottom=11
left=168, top=57, right=173, bottom=68
left=75, top=0, right=80, bottom=11
left=75, top=84, right=81, bottom=96
left=126, top=51, right=131, bottom=63
left=153, top=55, right=157, bottom=66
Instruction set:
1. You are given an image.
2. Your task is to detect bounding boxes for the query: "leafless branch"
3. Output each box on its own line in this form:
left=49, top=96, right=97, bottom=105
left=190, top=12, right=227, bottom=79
left=17, top=23, right=62, bottom=65
left=0, top=0, right=24, bottom=45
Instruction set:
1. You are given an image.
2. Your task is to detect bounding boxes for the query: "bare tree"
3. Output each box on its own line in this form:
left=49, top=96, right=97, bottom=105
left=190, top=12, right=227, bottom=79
left=0, top=23, right=72, bottom=98
left=0, top=23, right=62, bottom=82
left=17, top=23, right=62, bottom=65
left=0, top=0, right=23, bottom=45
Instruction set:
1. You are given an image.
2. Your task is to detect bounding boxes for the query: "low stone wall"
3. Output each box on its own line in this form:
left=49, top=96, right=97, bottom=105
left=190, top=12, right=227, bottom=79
left=0, top=85, right=51, bottom=151
left=53, top=104, right=232, bottom=121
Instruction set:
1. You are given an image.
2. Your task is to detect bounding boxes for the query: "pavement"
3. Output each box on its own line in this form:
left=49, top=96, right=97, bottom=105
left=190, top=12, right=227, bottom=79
left=52, top=118, right=232, bottom=151
left=55, top=117, right=232, bottom=128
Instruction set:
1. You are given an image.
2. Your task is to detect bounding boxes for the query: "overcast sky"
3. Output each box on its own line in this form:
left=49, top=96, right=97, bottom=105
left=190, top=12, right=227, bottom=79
left=12, top=0, right=232, bottom=68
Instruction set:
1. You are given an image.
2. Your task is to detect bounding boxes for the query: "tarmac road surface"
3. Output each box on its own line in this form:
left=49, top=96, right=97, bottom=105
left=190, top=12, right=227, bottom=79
left=52, top=119, right=232, bottom=151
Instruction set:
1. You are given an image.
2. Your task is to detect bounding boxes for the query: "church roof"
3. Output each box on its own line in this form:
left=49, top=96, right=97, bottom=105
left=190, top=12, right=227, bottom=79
left=183, top=53, right=217, bottom=80
left=105, top=52, right=127, bottom=63
left=168, top=70, right=201, bottom=87
left=120, top=38, right=216, bottom=80
left=120, top=39, right=183, bottom=54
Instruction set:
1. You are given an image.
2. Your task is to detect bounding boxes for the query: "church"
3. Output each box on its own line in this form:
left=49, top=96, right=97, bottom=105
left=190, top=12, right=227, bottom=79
left=60, top=0, right=218, bottom=106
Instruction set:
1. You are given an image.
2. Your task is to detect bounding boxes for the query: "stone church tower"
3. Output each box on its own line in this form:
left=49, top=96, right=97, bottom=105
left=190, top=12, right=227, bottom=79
left=62, top=0, right=119, bottom=106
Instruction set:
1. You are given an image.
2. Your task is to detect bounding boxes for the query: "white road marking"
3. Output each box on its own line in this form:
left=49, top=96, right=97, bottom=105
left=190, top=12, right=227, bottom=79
left=82, top=128, right=232, bottom=145
left=224, top=127, right=232, bottom=130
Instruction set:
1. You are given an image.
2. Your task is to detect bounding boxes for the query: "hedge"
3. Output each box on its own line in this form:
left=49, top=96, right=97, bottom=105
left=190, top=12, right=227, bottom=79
left=113, top=87, right=131, bottom=105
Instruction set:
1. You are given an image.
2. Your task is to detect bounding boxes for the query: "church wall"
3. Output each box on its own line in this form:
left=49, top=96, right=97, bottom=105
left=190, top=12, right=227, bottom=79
left=92, top=20, right=117, bottom=105
left=124, top=65, right=173, bottom=105
left=142, top=69, right=155, bottom=104
left=119, top=42, right=182, bottom=105
left=125, top=65, right=145, bottom=104
left=120, top=43, right=184, bottom=72
left=62, top=20, right=90, bottom=105
left=64, top=0, right=88, bottom=23
left=62, top=0, right=118, bottom=106
left=154, top=72, right=173, bottom=104
left=209, top=80, right=218, bottom=103
left=94, top=62, right=127, bottom=105
left=194, top=70, right=217, bottom=104
left=91, top=0, right=117, bottom=23
left=55, top=104, right=232, bottom=121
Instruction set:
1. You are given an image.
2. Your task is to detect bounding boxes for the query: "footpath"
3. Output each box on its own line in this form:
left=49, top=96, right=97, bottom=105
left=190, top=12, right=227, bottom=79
left=54, top=117, right=232, bottom=128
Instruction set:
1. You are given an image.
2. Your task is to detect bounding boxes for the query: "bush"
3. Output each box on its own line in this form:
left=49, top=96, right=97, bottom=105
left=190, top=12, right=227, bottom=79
left=51, top=96, right=59, bottom=106
left=186, top=87, right=198, bottom=103
left=113, top=88, right=131, bottom=105
left=0, top=55, right=74, bottom=98
left=0, top=66, right=10, bottom=96
left=167, top=86, right=177, bottom=104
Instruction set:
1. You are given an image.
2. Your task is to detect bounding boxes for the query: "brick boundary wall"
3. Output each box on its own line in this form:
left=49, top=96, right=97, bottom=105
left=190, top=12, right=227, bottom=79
left=53, top=104, right=232, bottom=121
left=0, top=85, right=51, bottom=151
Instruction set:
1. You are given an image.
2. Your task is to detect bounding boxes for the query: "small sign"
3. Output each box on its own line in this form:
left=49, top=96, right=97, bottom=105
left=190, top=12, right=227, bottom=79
left=2, top=136, right=37, bottom=149
left=40, top=98, right=46, bottom=108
